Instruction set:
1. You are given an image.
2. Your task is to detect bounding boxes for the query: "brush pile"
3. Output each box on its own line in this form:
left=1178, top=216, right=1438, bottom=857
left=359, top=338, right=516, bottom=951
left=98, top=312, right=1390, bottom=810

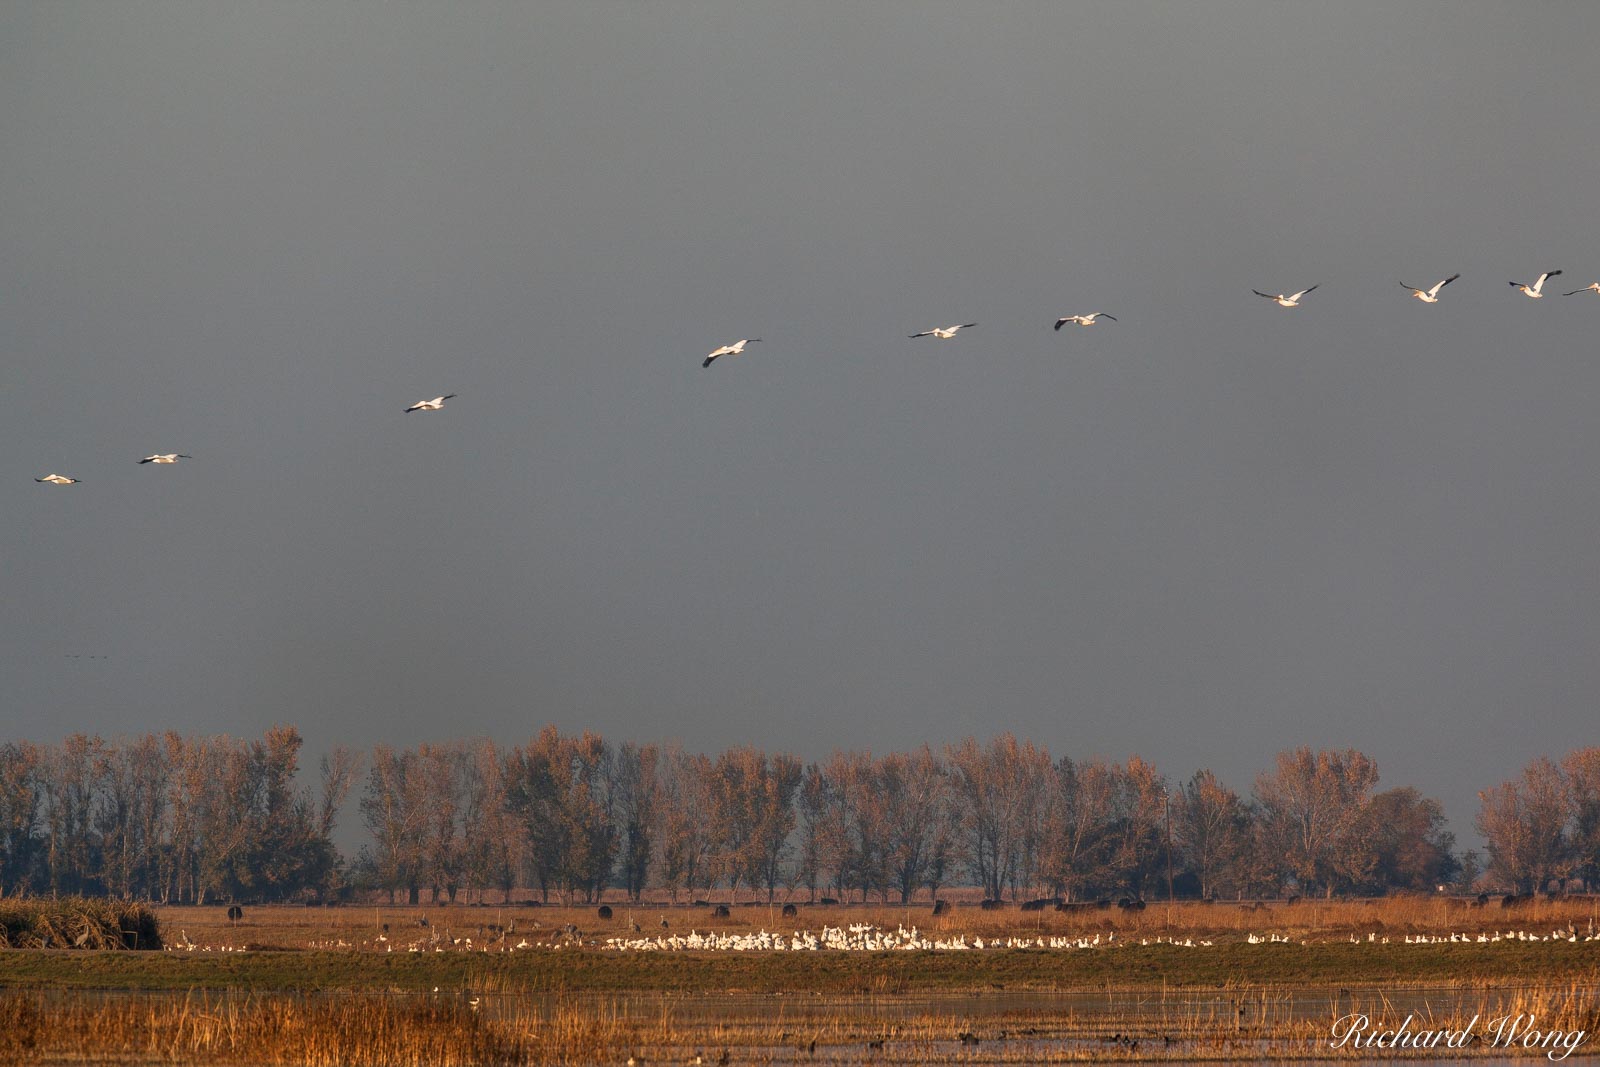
left=0, top=896, right=161, bottom=950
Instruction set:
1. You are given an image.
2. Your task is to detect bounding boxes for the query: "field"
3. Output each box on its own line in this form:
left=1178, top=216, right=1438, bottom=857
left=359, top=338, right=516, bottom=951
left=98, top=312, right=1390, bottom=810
left=2, top=897, right=1598, bottom=1063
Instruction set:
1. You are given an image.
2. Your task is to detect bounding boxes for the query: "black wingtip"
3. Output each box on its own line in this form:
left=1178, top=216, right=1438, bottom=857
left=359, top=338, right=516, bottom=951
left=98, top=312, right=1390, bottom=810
left=702, top=357, right=715, bottom=368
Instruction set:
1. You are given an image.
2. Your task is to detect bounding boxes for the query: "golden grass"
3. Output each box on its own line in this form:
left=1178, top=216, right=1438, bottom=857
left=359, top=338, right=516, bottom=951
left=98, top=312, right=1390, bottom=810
left=0, top=896, right=160, bottom=949
left=0, top=991, right=529, bottom=1066
left=2, top=982, right=1596, bottom=1064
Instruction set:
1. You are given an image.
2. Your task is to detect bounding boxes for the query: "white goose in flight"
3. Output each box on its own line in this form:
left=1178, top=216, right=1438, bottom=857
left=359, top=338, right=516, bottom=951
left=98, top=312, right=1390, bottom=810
left=1400, top=274, right=1460, bottom=303
left=1054, top=313, right=1116, bottom=329
left=36, top=474, right=80, bottom=484
left=909, top=323, right=977, bottom=339
left=703, top=338, right=760, bottom=368
left=1252, top=285, right=1318, bottom=307
left=1563, top=282, right=1600, bottom=297
left=405, top=394, right=457, bottom=413
left=1509, top=270, right=1561, bottom=298
left=139, top=454, right=192, bottom=464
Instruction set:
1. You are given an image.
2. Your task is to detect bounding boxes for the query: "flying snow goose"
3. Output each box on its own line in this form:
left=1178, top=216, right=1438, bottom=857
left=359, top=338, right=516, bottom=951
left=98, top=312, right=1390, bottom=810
left=1054, top=313, right=1116, bottom=329
left=1400, top=275, right=1460, bottom=303
left=1563, top=282, right=1600, bottom=296
left=1252, top=286, right=1318, bottom=307
left=908, top=323, right=977, bottom=339
left=703, top=339, right=761, bottom=368
left=1510, top=270, right=1562, bottom=298
left=35, top=473, right=80, bottom=484
left=405, top=394, right=457, bottom=413
left=138, top=454, right=192, bottom=464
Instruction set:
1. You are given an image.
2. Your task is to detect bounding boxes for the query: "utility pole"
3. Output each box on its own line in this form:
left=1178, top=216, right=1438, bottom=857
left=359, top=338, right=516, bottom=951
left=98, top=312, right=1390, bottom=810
left=1164, top=790, right=1175, bottom=902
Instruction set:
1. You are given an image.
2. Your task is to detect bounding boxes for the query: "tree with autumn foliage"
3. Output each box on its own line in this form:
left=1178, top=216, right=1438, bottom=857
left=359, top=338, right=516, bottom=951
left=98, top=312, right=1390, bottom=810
left=1561, top=747, right=1600, bottom=891
left=1171, top=769, right=1248, bottom=900
left=1477, top=756, right=1572, bottom=894
left=946, top=734, right=1049, bottom=900
left=503, top=726, right=617, bottom=904
left=1253, top=747, right=1380, bottom=898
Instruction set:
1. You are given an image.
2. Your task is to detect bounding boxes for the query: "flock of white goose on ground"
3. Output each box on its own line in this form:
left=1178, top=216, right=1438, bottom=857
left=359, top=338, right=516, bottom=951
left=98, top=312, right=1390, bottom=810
left=31, top=271, right=1600, bottom=486
left=155, top=918, right=1600, bottom=956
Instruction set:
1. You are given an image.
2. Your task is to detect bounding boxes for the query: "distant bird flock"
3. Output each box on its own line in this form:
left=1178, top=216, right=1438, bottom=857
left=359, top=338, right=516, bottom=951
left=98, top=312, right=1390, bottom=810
left=32, top=269, right=1594, bottom=483
left=157, top=919, right=1600, bottom=956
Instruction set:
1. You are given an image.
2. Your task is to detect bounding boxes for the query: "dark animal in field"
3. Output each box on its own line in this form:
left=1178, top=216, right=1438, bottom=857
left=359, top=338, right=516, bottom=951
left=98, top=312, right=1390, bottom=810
left=1021, top=897, right=1061, bottom=912
left=979, top=899, right=1004, bottom=911
left=782, top=903, right=798, bottom=918
left=819, top=897, right=839, bottom=906
left=713, top=904, right=731, bottom=918
left=932, top=899, right=951, bottom=916
left=598, top=905, right=613, bottom=920
left=958, top=1031, right=980, bottom=1046
left=226, top=905, right=243, bottom=924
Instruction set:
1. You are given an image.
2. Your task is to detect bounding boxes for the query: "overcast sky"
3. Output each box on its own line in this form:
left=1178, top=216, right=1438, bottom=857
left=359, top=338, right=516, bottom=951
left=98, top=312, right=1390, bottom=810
left=6, top=3, right=1600, bottom=847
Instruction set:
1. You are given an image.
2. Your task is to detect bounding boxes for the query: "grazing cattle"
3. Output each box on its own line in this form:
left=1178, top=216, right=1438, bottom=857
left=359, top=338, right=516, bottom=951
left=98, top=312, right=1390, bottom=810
left=597, top=905, right=613, bottom=920
left=226, top=905, right=243, bottom=924
left=1021, top=897, right=1061, bottom=912
left=782, top=903, right=798, bottom=918
left=979, top=899, right=1004, bottom=911
left=713, top=904, right=731, bottom=918
left=932, top=899, right=951, bottom=916
left=819, top=897, right=839, bottom=906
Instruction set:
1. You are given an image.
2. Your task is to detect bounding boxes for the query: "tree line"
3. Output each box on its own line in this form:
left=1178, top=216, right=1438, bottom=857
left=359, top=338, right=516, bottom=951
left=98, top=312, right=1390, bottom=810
left=1, top=726, right=1596, bottom=904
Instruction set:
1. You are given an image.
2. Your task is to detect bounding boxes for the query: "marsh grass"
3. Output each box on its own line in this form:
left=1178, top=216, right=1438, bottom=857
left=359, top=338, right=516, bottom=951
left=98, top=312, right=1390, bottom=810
left=2, top=981, right=1598, bottom=1064
left=0, top=990, right=530, bottom=1066
left=0, top=896, right=160, bottom=950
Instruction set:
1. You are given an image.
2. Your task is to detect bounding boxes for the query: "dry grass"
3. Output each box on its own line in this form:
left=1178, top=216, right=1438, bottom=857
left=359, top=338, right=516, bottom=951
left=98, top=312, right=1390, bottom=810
left=2, top=983, right=1596, bottom=1064
left=0, top=991, right=530, bottom=1066
left=0, top=896, right=161, bottom=950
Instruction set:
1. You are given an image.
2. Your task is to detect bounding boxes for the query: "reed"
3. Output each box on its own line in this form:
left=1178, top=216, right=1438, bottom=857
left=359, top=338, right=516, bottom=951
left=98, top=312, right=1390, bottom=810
left=2, top=981, right=1597, bottom=1063
left=0, top=990, right=530, bottom=1066
left=0, top=895, right=160, bottom=949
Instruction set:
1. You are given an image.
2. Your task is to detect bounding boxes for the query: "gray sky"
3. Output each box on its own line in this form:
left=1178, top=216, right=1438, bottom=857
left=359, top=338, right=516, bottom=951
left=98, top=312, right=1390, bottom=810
left=6, top=2, right=1600, bottom=848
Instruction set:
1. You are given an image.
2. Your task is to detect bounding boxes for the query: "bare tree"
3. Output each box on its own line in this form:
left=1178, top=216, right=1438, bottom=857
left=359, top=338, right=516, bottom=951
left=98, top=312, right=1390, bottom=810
left=1040, top=757, right=1119, bottom=901
left=0, top=741, right=43, bottom=895
left=1253, top=747, right=1379, bottom=898
left=361, top=744, right=428, bottom=904
left=946, top=735, right=1050, bottom=900
left=1561, top=747, right=1600, bottom=890
left=1171, top=769, right=1246, bottom=900
left=1477, top=757, right=1571, bottom=894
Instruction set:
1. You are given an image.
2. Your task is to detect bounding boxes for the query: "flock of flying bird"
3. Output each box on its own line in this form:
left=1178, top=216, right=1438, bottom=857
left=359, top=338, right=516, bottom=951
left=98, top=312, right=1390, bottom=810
left=31, top=269, right=1600, bottom=487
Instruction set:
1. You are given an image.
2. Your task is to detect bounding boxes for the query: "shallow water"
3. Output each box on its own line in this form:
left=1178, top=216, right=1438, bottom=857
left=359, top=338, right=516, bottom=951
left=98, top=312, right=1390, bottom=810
left=39, top=986, right=1599, bottom=1063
